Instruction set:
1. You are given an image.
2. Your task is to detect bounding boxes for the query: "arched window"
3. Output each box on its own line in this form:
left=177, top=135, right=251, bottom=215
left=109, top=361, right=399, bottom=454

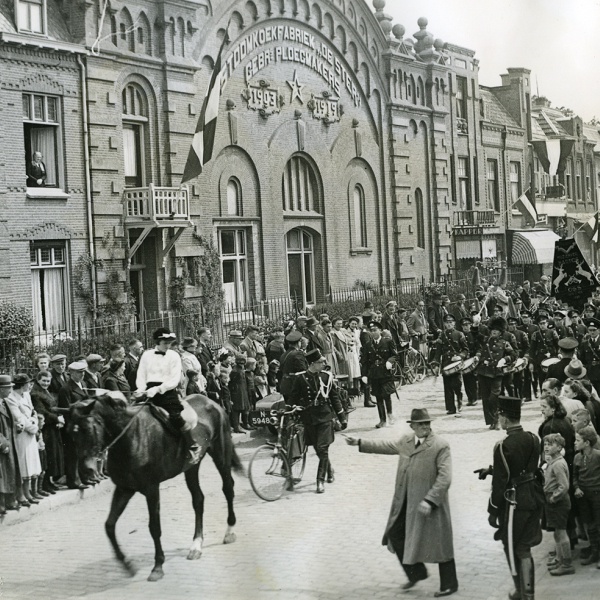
left=286, top=228, right=315, bottom=305
left=122, top=83, right=148, bottom=188
left=282, top=155, right=320, bottom=212
left=227, top=177, right=243, bottom=216
left=415, top=188, right=425, bottom=249
left=353, top=184, right=367, bottom=247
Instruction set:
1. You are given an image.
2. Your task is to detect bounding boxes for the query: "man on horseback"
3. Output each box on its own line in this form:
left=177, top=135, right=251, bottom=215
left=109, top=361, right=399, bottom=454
left=136, top=327, right=200, bottom=463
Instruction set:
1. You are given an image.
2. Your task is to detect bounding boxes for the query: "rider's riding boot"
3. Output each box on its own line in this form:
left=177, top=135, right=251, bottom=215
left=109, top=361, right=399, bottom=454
left=519, top=557, right=534, bottom=600
left=181, top=428, right=201, bottom=464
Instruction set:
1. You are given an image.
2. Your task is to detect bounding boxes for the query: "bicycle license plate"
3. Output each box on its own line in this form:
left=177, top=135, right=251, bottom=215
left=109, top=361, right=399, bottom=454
left=249, top=409, right=271, bottom=426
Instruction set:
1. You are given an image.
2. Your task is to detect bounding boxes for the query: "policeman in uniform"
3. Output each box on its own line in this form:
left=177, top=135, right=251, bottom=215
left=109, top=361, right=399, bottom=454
left=475, top=317, right=516, bottom=430
left=278, top=330, right=309, bottom=397
left=460, top=317, right=479, bottom=406
left=475, top=396, right=543, bottom=600
left=546, top=337, right=578, bottom=384
left=506, top=317, right=529, bottom=400
left=361, top=320, right=398, bottom=428
left=289, top=348, right=347, bottom=494
left=439, top=314, right=468, bottom=416
left=578, top=317, right=600, bottom=395
left=526, top=313, right=559, bottom=397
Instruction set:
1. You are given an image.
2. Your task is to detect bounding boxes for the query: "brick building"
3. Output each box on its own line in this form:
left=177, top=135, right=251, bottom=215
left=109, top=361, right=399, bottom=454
left=1, top=0, right=597, bottom=331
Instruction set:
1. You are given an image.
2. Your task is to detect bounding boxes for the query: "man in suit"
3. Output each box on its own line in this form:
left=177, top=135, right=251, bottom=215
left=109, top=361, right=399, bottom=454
left=83, top=354, right=104, bottom=391
left=290, top=348, right=347, bottom=493
left=578, top=318, right=600, bottom=395
left=196, top=328, right=214, bottom=376
left=304, top=316, right=327, bottom=354
left=223, top=329, right=247, bottom=360
left=546, top=337, right=578, bottom=384
left=439, top=314, right=469, bottom=416
left=361, top=320, right=398, bottom=428
left=48, top=354, right=68, bottom=399
left=428, top=292, right=445, bottom=340
left=124, top=338, right=144, bottom=389
left=58, top=361, right=91, bottom=489
left=407, top=299, right=429, bottom=354
left=451, top=294, right=470, bottom=323
left=0, top=375, right=21, bottom=512
left=382, top=301, right=403, bottom=348
left=476, top=396, right=543, bottom=600
left=26, top=151, right=47, bottom=187
left=345, top=408, right=459, bottom=597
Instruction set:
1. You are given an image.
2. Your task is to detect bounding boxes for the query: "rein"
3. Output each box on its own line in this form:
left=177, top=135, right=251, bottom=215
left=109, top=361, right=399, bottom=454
left=93, top=396, right=152, bottom=456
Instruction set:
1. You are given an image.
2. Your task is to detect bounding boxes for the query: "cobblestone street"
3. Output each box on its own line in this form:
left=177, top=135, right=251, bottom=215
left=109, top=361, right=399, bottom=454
left=1, top=376, right=599, bottom=599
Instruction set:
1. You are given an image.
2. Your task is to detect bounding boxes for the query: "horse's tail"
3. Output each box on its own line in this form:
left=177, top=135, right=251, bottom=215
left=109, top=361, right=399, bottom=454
left=219, top=406, right=245, bottom=476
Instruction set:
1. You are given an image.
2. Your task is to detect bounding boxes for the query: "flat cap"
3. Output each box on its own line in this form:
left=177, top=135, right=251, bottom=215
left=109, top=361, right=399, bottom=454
left=85, top=353, right=105, bottom=364
left=228, top=330, right=243, bottom=338
left=285, top=330, right=303, bottom=343
left=68, top=360, right=87, bottom=371
left=50, top=354, right=67, bottom=363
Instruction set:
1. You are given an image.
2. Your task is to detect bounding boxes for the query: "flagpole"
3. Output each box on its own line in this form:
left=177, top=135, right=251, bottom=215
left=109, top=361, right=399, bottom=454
left=572, top=210, right=599, bottom=236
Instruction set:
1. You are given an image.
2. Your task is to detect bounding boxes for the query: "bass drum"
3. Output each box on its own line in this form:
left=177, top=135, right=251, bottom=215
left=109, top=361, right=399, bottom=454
left=541, top=357, right=561, bottom=373
left=461, top=356, right=479, bottom=374
left=442, top=360, right=463, bottom=377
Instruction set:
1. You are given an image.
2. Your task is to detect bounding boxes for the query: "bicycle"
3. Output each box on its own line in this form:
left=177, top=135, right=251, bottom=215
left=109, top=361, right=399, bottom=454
left=391, top=339, right=439, bottom=384
left=248, top=405, right=308, bottom=501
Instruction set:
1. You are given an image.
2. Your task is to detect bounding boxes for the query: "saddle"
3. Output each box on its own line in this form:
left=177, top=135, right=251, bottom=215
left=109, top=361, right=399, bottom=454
left=148, top=400, right=198, bottom=435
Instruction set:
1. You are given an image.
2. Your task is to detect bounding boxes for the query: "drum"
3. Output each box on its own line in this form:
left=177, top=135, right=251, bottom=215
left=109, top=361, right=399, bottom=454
left=541, top=357, right=561, bottom=373
left=512, top=357, right=527, bottom=373
left=442, top=360, right=463, bottom=377
left=461, top=356, right=479, bottom=374
left=497, top=359, right=513, bottom=374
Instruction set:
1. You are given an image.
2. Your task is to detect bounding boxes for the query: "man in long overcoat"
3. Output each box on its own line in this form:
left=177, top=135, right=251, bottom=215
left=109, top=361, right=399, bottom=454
left=345, top=408, right=458, bottom=597
left=0, top=375, right=20, bottom=512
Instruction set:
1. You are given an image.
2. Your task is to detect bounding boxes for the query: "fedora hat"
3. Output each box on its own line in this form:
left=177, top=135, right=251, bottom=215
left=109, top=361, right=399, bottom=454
left=406, top=408, right=432, bottom=423
left=0, top=374, right=14, bottom=388
left=564, top=358, right=587, bottom=380
left=305, top=316, right=319, bottom=328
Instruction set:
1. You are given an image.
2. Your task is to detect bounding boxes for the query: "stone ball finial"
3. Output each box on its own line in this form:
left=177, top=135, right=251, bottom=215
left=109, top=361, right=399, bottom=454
left=373, top=0, right=386, bottom=10
left=417, top=16, right=428, bottom=29
left=434, top=38, right=444, bottom=51
left=380, top=19, right=393, bottom=35
left=392, top=23, right=405, bottom=40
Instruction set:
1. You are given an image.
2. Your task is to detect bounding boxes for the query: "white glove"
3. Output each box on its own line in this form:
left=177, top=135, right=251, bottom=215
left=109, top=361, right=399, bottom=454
left=361, top=376, right=368, bottom=384
left=385, top=361, right=393, bottom=370
left=451, top=355, right=461, bottom=362
left=497, top=358, right=506, bottom=368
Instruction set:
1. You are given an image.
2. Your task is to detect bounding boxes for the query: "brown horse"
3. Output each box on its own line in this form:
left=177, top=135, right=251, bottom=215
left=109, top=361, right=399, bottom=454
left=71, top=392, right=242, bottom=581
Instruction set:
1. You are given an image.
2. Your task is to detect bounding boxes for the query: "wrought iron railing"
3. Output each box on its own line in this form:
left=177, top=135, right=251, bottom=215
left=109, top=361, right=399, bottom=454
left=453, top=210, right=497, bottom=228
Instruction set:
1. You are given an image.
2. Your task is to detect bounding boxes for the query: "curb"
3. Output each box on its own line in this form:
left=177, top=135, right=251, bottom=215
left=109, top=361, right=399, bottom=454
left=0, top=480, right=115, bottom=527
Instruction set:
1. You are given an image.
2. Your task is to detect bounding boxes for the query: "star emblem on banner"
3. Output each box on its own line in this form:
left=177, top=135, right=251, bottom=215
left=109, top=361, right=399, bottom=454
left=286, top=70, right=304, bottom=104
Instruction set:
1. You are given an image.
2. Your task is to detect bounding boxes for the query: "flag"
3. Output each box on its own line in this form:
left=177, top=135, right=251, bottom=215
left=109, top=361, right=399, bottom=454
left=513, top=190, right=537, bottom=225
left=181, top=28, right=229, bottom=183
left=586, top=212, right=600, bottom=243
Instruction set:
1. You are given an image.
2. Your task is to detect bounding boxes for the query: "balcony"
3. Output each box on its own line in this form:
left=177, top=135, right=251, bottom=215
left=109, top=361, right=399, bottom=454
left=453, top=210, right=497, bottom=229
left=123, top=184, right=192, bottom=228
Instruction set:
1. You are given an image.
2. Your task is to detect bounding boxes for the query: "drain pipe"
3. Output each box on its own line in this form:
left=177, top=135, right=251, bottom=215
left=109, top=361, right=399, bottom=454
left=77, top=54, right=97, bottom=320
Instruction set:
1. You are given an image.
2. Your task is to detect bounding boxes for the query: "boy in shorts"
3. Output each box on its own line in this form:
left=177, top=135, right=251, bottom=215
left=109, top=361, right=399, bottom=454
left=544, top=433, right=575, bottom=575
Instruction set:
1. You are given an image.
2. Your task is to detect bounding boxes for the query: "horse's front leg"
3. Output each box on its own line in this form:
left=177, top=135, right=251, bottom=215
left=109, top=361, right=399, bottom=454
left=209, top=449, right=237, bottom=544
left=105, top=486, right=136, bottom=576
left=145, top=484, right=165, bottom=581
left=184, top=463, right=205, bottom=559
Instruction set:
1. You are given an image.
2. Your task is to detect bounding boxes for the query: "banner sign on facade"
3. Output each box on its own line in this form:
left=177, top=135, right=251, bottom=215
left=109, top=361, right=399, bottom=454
left=550, top=238, right=599, bottom=310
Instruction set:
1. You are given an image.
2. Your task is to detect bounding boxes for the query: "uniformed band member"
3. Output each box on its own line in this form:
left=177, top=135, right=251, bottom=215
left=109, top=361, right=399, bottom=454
left=136, top=327, right=200, bottom=463
left=527, top=313, right=559, bottom=395
left=476, top=396, right=543, bottom=600
left=439, top=314, right=468, bottom=416
left=289, top=348, right=347, bottom=493
left=519, top=311, right=537, bottom=402
left=546, top=337, right=578, bottom=383
left=506, top=317, right=529, bottom=400
left=361, top=320, right=398, bottom=428
left=475, top=317, right=516, bottom=430
left=459, top=317, right=479, bottom=406
left=500, top=320, right=519, bottom=398
left=579, top=317, right=600, bottom=395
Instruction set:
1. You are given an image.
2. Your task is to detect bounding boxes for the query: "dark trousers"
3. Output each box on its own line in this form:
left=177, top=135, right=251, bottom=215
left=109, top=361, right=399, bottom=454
left=149, top=385, right=185, bottom=429
left=362, top=379, right=372, bottom=405
left=512, top=370, right=524, bottom=399
left=532, top=365, right=545, bottom=394
left=522, top=367, right=533, bottom=401
left=376, top=395, right=392, bottom=423
left=501, top=372, right=514, bottom=397
left=443, top=373, right=462, bottom=413
left=463, top=372, right=478, bottom=403
left=63, top=430, right=82, bottom=487
left=577, top=488, right=600, bottom=549
left=479, top=375, right=502, bottom=426
left=388, top=502, right=458, bottom=590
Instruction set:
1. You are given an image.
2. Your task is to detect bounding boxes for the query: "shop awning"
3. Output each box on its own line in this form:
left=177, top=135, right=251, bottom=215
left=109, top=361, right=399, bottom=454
left=455, top=239, right=481, bottom=259
left=511, top=229, right=560, bottom=264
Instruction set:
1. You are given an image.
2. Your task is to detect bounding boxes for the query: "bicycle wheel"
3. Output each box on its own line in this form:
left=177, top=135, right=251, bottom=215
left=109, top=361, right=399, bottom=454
left=289, top=448, right=307, bottom=483
left=410, top=352, right=427, bottom=382
left=248, top=445, right=290, bottom=502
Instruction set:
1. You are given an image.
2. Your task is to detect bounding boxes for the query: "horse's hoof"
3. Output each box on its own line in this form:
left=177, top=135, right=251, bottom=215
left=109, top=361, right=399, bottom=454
left=187, top=549, right=203, bottom=560
left=122, top=559, right=137, bottom=577
left=147, top=568, right=164, bottom=582
left=223, top=532, right=237, bottom=544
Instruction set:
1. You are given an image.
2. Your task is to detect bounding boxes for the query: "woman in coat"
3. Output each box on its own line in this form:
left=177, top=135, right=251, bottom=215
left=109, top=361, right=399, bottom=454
left=345, top=408, right=458, bottom=596
left=30, top=370, right=65, bottom=493
left=102, top=360, right=132, bottom=397
left=331, top=317, right=351, bottom=378
left=6, top=374, right=42, bottom=505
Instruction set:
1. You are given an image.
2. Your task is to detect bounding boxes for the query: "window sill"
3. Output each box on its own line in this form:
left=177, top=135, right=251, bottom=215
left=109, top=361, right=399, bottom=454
left=26, top=188, right=70, bottom=200
left=350, top=247, right=373, bottom=256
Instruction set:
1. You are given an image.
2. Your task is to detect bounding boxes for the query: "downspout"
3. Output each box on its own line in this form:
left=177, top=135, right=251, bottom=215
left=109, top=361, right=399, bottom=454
left=77, top=54, right=97, bottom=320
left=501, top=125, right=510, bottom=264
